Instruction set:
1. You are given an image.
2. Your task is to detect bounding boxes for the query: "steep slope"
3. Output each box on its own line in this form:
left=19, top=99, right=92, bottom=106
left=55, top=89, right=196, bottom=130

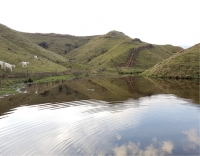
left=66, top=31, right=131, bottom=64
left=65, top=30, right=182, bottom=69
left=0, top=24, right=183, bottom=74
left=21, top=32, right=97, bottom=56
left=20, top=29, right=182, bottom=70
left=142, top=43, right=200, bottom=78
left=88, top=38, right=147, bottom=67
left=0, top=24, right=67, bottom=73
left=89, top=40, right=182, bottom=69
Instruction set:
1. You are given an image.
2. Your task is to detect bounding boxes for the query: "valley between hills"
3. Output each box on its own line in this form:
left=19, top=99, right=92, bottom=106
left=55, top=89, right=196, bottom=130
left=0, top=23, right=199, bottom=82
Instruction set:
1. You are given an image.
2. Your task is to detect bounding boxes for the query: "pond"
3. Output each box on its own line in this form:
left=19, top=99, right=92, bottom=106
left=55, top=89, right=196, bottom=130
left=0, top=76, right=199, bottom=155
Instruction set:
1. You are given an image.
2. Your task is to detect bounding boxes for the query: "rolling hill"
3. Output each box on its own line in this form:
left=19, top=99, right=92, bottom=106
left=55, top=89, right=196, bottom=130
left=66, top=31, right=131, bottom=64
left=142, top=43, right=200, bottom=78
left=66, top=31, right=182, bottom=69
left=1, top=23, right=187, bottom=78
left=0, top=24, right=68, bottom=74
left=21, top=30, right=183, bottom=70
left=21, top=32, right=97, bottom=56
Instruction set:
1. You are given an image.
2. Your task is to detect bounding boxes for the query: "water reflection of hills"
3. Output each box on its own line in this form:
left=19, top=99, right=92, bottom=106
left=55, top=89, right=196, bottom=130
left=0, top=76, right=199, bottom=116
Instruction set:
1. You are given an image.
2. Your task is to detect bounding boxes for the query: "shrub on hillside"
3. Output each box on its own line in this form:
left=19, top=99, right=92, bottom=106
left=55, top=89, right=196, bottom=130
left=38, top=42, right=48, bottom=49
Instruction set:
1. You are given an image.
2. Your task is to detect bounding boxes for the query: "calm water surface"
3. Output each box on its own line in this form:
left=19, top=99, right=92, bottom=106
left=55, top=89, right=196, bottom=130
left=0, top=76, right=199, bottom=155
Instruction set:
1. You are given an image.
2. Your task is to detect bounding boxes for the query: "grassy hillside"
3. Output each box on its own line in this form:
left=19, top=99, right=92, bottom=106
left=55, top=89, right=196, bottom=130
left=21, top=32, right=97, bottom=56
left=0, top=24, right=67, bottom=74
left=0, top=23, right=184, bottom=76
left=19, top=29, right=183, bottom=71
left=66, top=31, right=182, bottom=69
left=89, top=41, right=182, bottom=69
left=142, top=43, right=200, bottom=78
left=66, top=31, right=131, bottom=64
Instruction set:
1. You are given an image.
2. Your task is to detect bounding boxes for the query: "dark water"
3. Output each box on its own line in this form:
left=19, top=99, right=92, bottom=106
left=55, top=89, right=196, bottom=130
left=0, top=76, right=199, bottom=155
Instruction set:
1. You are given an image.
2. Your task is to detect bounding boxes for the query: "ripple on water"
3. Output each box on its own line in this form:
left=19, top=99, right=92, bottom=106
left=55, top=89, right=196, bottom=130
left=0, top=95, right=199, bottom=155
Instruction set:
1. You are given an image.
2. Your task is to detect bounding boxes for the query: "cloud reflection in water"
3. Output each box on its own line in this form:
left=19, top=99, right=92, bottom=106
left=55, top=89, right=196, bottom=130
left=113, top=138, right=174, bottom=156
left=0, top=95, right=199, bottom=155
left=182, top=129, right=200, bottom=152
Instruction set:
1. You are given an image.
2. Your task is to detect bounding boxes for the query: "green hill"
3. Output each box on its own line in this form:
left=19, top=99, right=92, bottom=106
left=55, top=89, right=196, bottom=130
left=89, top=40, right=182, bottom=69
left=0, top=24, right=67, bottom=74
left=65, top=31, right=182, bottom=69
left=66, top=31, right=131, bottom=64
left=22, top=30, right=182, bottom=70
left=0, top=23, right=184, bottom=76
left=142, top=43, right=200, bottom=79
left=21, top=32, right=97, bottom=56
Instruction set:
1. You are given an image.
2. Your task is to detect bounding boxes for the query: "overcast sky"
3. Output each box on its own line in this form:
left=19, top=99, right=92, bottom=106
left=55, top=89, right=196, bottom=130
left=0, top=0, right=199, bottom=48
